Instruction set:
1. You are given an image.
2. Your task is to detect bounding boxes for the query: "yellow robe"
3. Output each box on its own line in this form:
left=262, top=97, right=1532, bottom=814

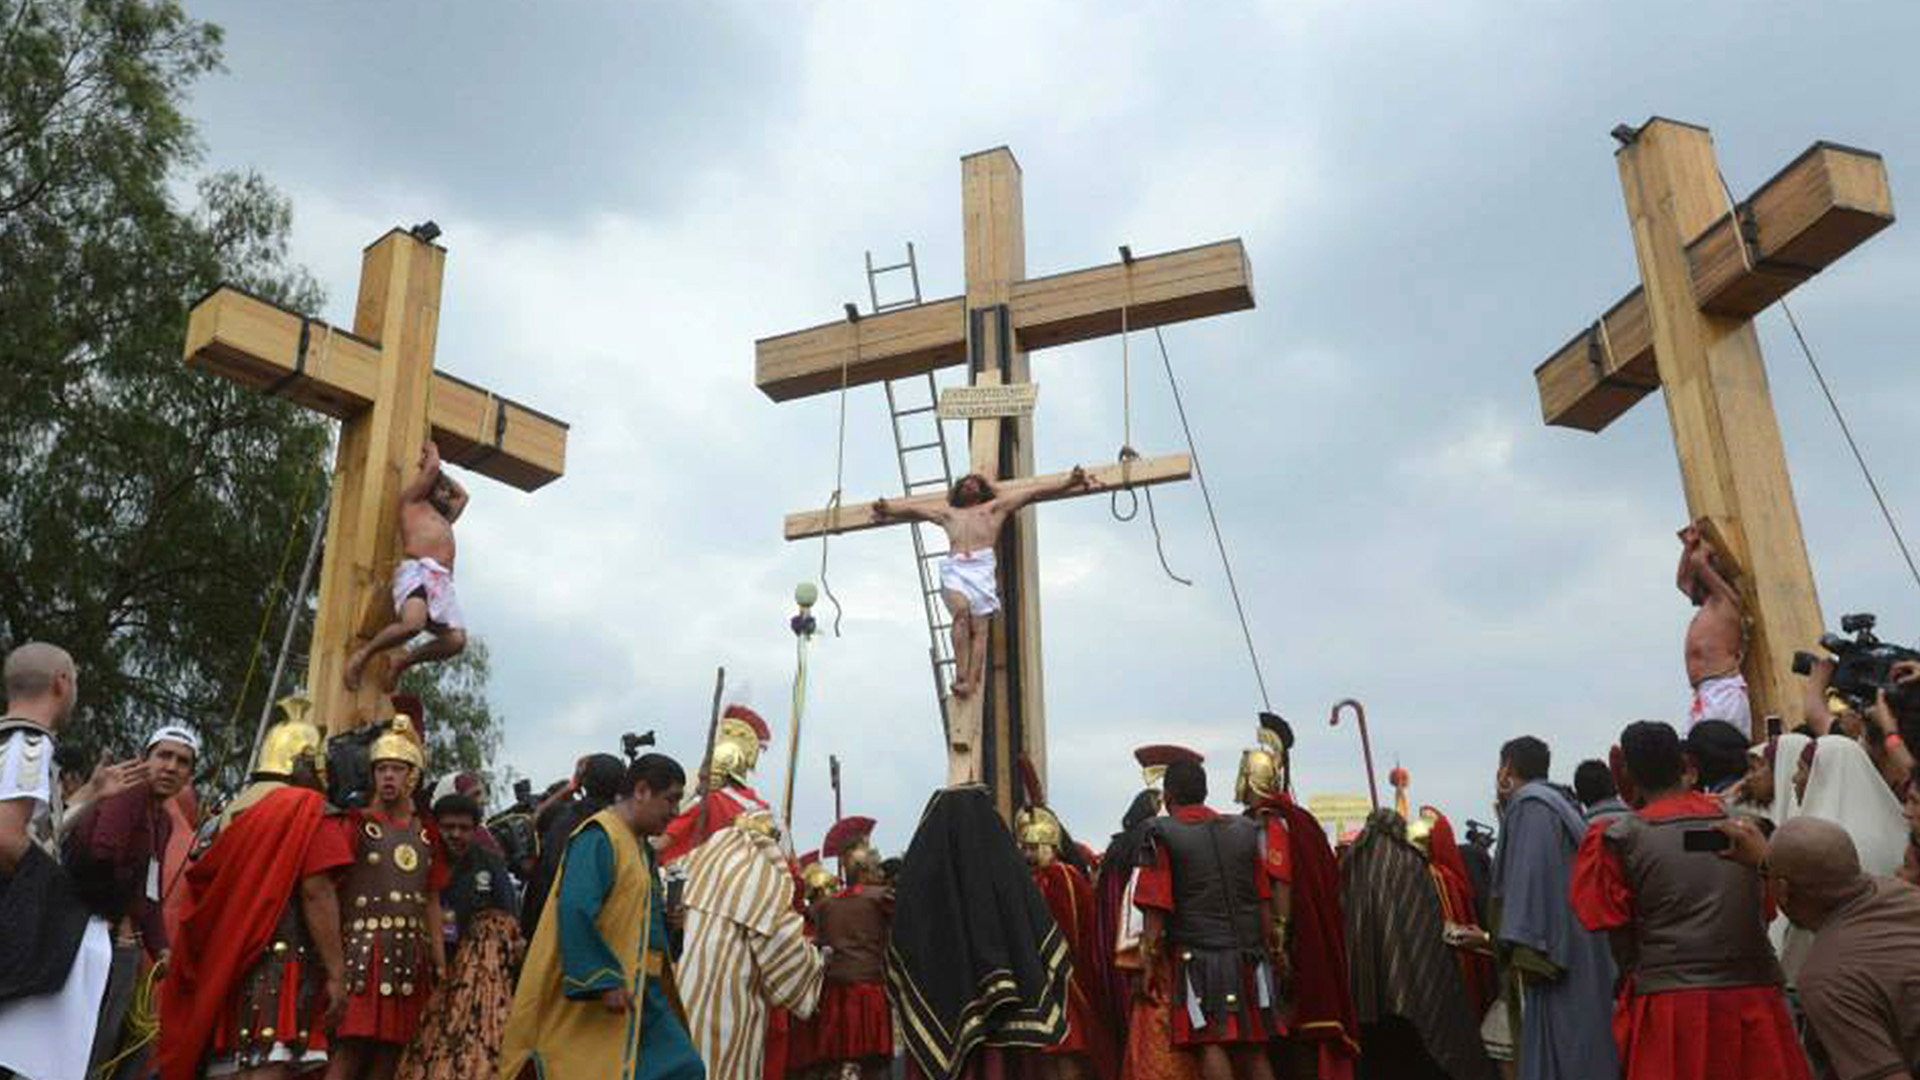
left=496, top=808, right=687, bottom=1080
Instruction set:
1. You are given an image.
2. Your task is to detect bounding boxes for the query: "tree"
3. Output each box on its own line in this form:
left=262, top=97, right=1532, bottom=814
left=0, top=0, right=501, bottom=796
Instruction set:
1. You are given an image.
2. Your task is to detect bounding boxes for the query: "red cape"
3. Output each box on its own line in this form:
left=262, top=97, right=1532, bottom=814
left=1425, top=811, right=1496, bottom=1015
left=658, top=784, right=767, bottom=863
left=1261, top=794, right=1360, bottom=1071
left=158, top=784, right=330, bottom=1080
left=1034, top=860, right=1121, bottom=1080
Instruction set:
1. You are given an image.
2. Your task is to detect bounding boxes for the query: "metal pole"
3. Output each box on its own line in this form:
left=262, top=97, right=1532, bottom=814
left=1329, top=698, right=1380, bottom=811
left=251, top=488, right=330, bottom=764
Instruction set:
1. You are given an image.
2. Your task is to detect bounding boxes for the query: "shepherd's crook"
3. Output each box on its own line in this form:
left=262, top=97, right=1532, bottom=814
left=1329, top=698, right=1380, bottom=811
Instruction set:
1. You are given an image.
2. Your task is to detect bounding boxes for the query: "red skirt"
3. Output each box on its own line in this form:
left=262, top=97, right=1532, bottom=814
left=810, top=981, right=894, bottom=1061
left=210, top=957, right=334, bottom=1059
left=1171, top=964, right=1284, bottom=1047
left=337, top=944, right=433, bottom=1044
left=1614, top=985, right=1810, bottom=1080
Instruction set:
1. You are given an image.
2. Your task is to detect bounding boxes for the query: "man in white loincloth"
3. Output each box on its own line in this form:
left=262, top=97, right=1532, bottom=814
left=346, top=441, right=470, bottom=691
left=1678, top=521, right=1751, bottom=737
left=873, top=468, right=1096, bottom=698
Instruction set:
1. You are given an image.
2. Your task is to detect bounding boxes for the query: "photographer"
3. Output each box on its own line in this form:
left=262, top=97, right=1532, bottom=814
left=1800, top=654, right=1915, bottom=795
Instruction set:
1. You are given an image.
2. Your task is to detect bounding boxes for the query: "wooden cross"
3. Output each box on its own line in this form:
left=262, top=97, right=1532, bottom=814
left=183, top=227, right=569, bottom=734
left=757, top=147, right=1255, bottom=818
left=1531, top=118, right=1894, bottom=728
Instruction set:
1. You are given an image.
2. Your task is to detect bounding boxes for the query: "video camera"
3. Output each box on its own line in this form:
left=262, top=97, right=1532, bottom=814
left=1791, top=612, right=1920, bottom=708
left=621, top=730, right=656, bottom=763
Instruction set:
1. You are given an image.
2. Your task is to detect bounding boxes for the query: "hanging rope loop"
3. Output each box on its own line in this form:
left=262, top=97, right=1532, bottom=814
left=816, top=304, right=860, bottom=637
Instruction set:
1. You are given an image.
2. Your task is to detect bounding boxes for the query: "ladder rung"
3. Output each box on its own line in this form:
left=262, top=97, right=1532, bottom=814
left=908, top=478, right=949, bottom=490
left=894, top=404, right=937, bottom=417
left=921, top=549, right=950, bottom=560
left=900, top=441, right=944, bottom=454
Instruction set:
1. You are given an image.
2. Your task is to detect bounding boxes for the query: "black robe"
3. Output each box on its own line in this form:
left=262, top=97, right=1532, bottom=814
left=886, top=786, right=1070, bottom=1080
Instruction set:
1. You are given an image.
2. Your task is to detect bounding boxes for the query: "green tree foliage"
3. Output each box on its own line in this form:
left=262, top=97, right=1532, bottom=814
left=0, top=0, right=501, bottom=796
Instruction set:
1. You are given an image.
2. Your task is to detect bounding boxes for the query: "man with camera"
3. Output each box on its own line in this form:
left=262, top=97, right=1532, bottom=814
left=1572, top=721, right=1806, bottom=1080
left=1799, top=621, right=1917, bottom=794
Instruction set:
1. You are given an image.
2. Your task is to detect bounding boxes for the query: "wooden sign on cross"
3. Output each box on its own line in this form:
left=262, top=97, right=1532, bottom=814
left=1530, top=118, right=1894, bottom=730
left=184, top=227, right=570, bottom=734
left=756, top=147, right=1255, bottom=818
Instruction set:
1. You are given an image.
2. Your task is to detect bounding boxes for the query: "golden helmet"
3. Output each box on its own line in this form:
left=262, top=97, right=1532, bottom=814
left=709, top=705, right=769, bottom=787
left=1235, top=746, right=1282, bottom=807
left=1014, top=805, right=1064, bottom=864
left=370, top=715, right=425, bottom=772
left=802, top=859, right=839, bottom=902
left=1406, top=806, right=1440, bottom=856
left=255, top=694, right=326, bottom=780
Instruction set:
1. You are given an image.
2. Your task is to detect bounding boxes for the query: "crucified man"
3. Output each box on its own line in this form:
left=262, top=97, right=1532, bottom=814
left=345, top=441, right=470, bottom=691
left=1677, top=520, right=1748, bottom=737
left=873, top=467, right=1097, bottom=699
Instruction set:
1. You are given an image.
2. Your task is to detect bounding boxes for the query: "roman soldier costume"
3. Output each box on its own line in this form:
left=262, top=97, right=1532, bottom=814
left=1101, top=746, right=1200, bottom=1080
left=1017, top=796, right=1121, bottom=1080
left=660, top=704, right=772, bottom=863
left=1236, top=713, right=1359, bottom=1079
left=802, top=816, right=895, bottom=1080
left=334, top=716, right=449, bottom=1048
left=158, top=696, right=353, bottom=1080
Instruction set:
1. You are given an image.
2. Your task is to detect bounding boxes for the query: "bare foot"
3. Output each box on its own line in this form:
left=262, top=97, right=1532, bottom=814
left=343, top=647, right=371, bottom=691
left=951, top=676, right=973, bottom=699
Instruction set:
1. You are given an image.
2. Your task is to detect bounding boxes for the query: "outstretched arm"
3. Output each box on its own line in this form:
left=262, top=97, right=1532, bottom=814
left=872, top=496, right=940, bottom=525
left=1691, top=543, right=1742, bottom=612
left=400, top=441, right=444, bottom=505
left=1676, top=531, right=1701, bottom=599
left=997, top=465, right=1098, bottom=515
left=440, top=470, right=469, bottom=522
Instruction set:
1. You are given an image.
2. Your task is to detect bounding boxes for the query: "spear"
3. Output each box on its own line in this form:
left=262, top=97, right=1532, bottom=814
left=692, top=666, right=725, bottom=837
left=829, top=755, right=843, bottom=823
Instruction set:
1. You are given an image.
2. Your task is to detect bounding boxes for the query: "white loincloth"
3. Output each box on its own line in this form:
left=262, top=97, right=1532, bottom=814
left=939, top=549, right=1000, bottom=617
left=1686, top=672, right=1750, bottom=738
left=392, top=556, right=465, bottom=630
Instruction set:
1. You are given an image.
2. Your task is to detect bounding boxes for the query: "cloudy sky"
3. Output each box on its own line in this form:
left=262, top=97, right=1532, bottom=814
left=183, top=1, right=1920, bottom=857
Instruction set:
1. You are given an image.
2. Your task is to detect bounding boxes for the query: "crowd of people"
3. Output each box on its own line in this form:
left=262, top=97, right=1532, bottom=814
left=4, top=557, right=1920, bottom=1080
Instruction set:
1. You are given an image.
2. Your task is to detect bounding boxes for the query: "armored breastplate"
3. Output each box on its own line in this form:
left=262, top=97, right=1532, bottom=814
left=1607, top=810, right=1781, bottom=993
left=340, top=812, right=433, bottom=999
left=1153, top=814, right=1265, bottom=953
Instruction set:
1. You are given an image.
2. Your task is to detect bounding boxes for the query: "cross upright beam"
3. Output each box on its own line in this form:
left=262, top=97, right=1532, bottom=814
left=184, top=228, right=570, bottom=733
left=758, top=146, right=1255, bottom=819
left=1529, top=118, right=1895, bottom=729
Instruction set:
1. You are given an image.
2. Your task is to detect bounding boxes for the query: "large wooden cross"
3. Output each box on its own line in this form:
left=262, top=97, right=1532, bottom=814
left=757, top=148, right=1254, bottom=818
left=1531, top=118, right=1894, bottom=727
left=184, top=227, right=570, bottom=734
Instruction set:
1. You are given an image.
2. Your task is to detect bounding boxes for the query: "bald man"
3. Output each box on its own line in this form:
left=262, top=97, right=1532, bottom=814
left=1720, top=815, right=1920, bottom=1080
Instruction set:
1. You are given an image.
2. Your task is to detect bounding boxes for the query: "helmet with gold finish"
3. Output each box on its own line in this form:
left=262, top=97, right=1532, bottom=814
left=1013, top=804, right=1065, bottom=866
left=708, top=704, right=770, bottom=788
left=1234, top=711, right=1294, bottom=807
left=800, top=850, right=838, bottom=903
left=369, top=714, right=426, bottom=797
left=255, top=693, right=326, bottom=784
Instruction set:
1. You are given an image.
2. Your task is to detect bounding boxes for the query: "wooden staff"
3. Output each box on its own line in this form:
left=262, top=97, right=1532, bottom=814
left=693, top=666, right=725, bottom=836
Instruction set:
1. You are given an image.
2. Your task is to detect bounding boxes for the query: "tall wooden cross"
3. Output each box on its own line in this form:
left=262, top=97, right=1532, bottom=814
left=757, top=148, right=1255, bottom=818
left=183, top=227, right=570, bottom=734
left=1531, top=118, right=1894, bottom=727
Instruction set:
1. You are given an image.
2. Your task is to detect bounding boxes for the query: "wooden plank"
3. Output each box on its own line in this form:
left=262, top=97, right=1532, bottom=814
left=183, top=287, right=568, bottom=492
left=1618, top=118, right=1824, bottom=734
left=781, top=454, right=1192, bottom=541
left=184, top=287, right=382, bottom=418
left=751, top=239, right=1255, bottom=403
left=1534, top=140, right=1894, bottom=431
left=753, top=297, right=966, bottom=403
left=1010, top=239, right=1255, bottom=350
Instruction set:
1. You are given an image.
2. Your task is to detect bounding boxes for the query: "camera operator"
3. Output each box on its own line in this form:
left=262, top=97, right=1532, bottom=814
left=1800, top=655, right=1914, bottom=795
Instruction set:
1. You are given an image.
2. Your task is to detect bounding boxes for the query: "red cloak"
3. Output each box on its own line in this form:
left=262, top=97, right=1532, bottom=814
left=658, top=784, right=768, bottom=863
left=1258, top=794, right=1360, bottom=1079
left=1034, top=860, right=1120, bottom=1080
left=157, top=784, right=336, bottom=1080
left=1425, top=811, right=1496, bottom=1016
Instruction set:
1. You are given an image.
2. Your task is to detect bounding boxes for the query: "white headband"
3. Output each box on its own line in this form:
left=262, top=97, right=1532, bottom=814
left=146, top=724, right=202, bottom=758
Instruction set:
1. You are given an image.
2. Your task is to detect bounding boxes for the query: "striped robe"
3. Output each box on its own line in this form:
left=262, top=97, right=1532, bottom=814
left=677, top=824, right=824, bottom=1080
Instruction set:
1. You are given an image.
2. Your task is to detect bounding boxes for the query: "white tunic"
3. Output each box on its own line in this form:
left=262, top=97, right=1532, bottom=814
left=0, top=723, right=113, bottom=1080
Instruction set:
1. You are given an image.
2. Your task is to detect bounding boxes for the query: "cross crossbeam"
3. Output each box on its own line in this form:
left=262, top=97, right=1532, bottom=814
left=754, top=239, right=1252, bottom=402
left=783, top=455, right=1192, bottom=541
left=1534, top=141, right=1892, bottom=433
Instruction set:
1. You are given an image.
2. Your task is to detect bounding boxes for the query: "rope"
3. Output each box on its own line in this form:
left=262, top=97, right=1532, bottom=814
left=227, top=458, right=322, bottom=730
left=1712, top=169, right=1920, bottom=598
left=1152, top=326, right=1271, bottom=710
left=1105, top=257, right=1190, bottom=584
left=91, top=956, right=164, bottom=1078
left=817, top=312, right=857, bottom=637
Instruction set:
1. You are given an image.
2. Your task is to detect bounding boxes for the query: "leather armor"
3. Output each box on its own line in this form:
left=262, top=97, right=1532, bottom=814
left=1604, top=809, right=1782, bottom=993
left=339, top=813, right=433, bottom=1000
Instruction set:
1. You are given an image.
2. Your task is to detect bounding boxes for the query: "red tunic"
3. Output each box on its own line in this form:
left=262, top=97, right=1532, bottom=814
left=1251, top=795, right=1358, bottom=1080
left=157, top=785, right=352, bottom=1080
left=1134, top=805, right=1280, bottom=1047
left=1570, top=792, right=1808, bottom=1080
left=1034, top=860, right=1119, bottom=1079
